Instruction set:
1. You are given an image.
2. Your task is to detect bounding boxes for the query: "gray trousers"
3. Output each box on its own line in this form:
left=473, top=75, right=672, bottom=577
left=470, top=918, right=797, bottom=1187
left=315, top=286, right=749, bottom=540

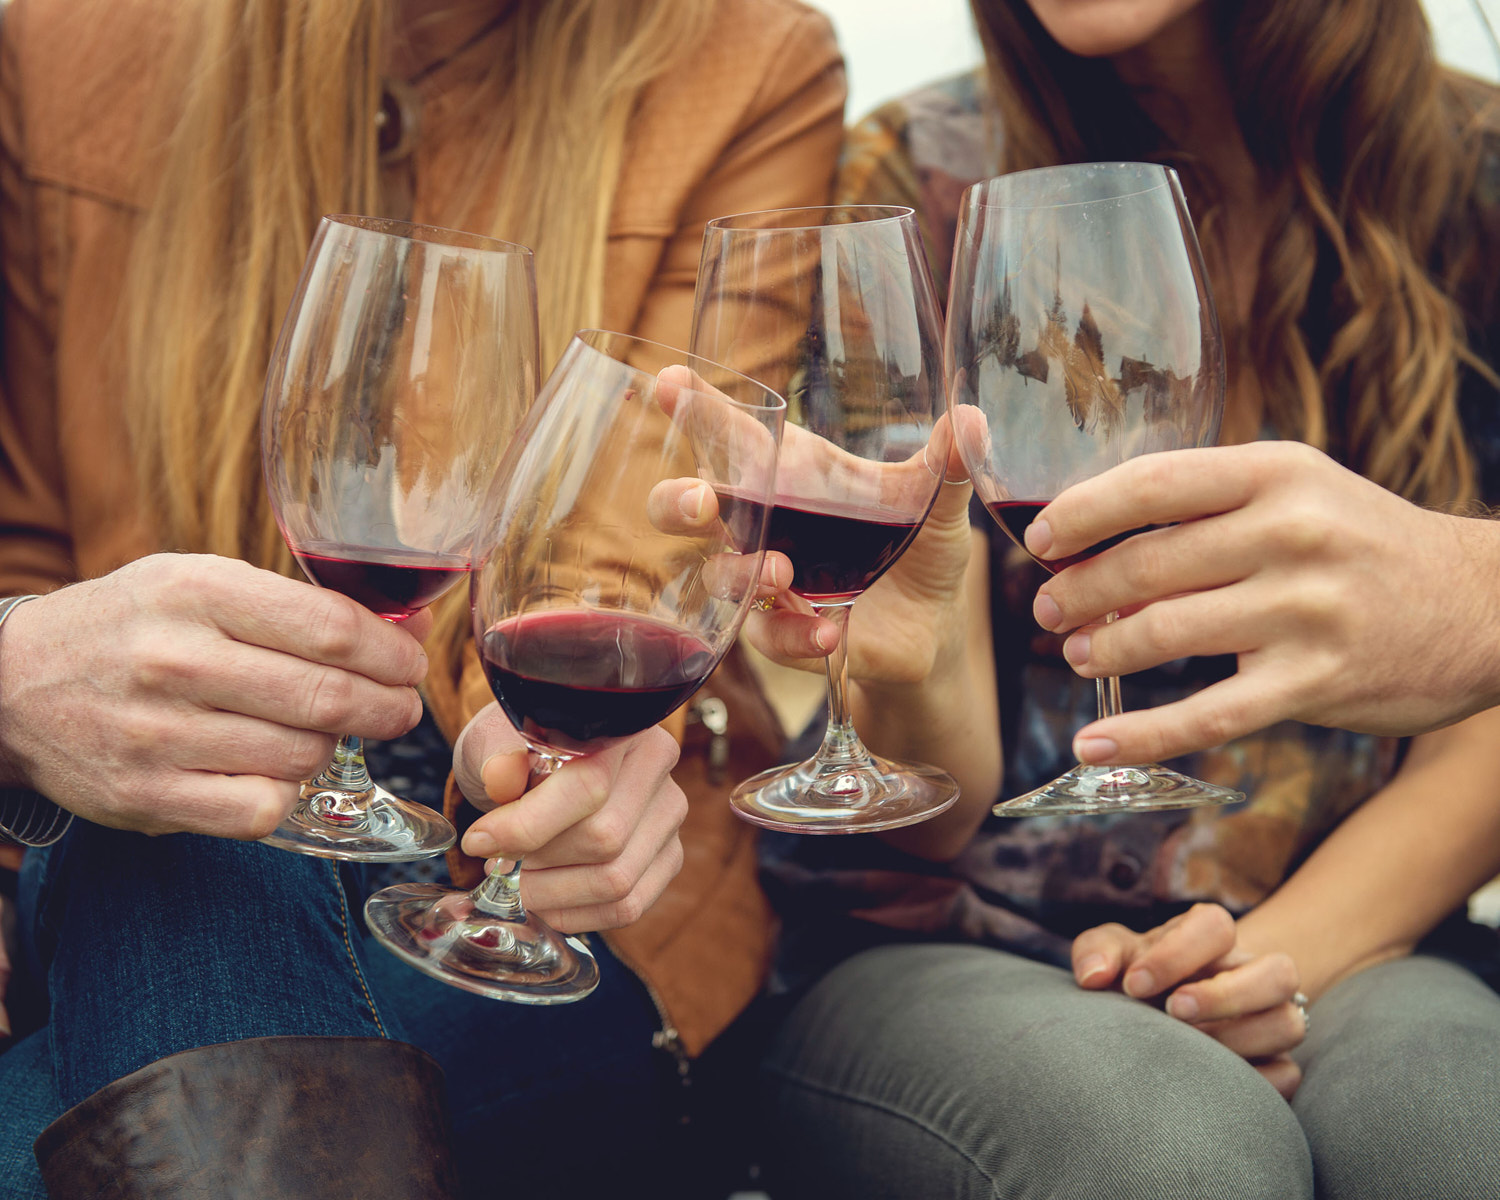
left=761, top=945, right=1500, bottom=1199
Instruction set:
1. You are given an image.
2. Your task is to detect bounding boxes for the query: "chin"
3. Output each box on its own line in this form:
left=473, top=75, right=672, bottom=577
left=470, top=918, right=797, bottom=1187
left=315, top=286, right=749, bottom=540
left=1024, top=0, right=1209, bottom=59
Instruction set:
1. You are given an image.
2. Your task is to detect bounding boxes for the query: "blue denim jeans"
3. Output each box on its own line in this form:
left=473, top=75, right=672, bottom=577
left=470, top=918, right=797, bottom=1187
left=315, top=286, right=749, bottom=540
left=0, top=821, right=666, bottom=1198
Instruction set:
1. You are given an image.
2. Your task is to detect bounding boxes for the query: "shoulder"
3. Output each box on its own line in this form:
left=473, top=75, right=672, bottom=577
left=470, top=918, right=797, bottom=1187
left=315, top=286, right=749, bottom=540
left=3, top=0, right=180, bottom=208
left=618, top=0, right=845, bottom=235
left=638, top=0, right=843, bottom=139
left=837, top=70, right=1000, bottom=296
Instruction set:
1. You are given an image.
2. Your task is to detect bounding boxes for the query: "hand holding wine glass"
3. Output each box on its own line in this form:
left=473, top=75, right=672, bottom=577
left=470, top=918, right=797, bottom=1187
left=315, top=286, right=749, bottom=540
left=364, top=330, right=785, bottom=1002
left=261, top=215, right=538, bottom=860
left=946, top=162, right=1243, bottom=815
left=693, top=204, right=960, bottom=834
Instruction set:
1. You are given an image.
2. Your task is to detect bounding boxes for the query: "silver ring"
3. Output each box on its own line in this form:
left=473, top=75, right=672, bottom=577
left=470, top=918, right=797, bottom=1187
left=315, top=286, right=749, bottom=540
left=750, top=596, right=776, bottom=612
left=1292, top=990, right=1310, bottom=1035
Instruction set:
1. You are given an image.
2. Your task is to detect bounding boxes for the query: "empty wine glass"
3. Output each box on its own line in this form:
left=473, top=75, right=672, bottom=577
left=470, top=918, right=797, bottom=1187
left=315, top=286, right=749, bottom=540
left=692, top=205, right=960, bottom=834
left=262, top=214, right=539, bottom=859
left=363, top=330, right=785, bottom=1002
left=946, top=163, right=1244, bottom=815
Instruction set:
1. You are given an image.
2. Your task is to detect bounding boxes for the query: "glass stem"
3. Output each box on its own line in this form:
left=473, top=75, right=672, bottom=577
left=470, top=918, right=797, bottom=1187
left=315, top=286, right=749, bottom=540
left=469, top=749, right=567, bottom=920
left=812, top=601, right=868, bottom=764
left=1094, top=611, right=1125, bottom=722
left=307, top=734, right=374, bottom=824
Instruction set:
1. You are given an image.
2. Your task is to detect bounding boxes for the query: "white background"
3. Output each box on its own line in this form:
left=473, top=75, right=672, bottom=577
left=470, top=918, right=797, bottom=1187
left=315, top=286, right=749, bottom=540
left=811, top=0, right=1500, bottom=123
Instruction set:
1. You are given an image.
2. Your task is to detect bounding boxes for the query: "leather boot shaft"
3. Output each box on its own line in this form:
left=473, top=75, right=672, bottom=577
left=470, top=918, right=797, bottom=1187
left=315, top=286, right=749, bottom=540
left=35, top=1035, right=460, bottom=1199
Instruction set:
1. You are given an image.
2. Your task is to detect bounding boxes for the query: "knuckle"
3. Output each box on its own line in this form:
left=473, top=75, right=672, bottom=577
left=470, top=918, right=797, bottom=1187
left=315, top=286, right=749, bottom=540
left=304, top=597, right=364, bottom=661
left=1137, top=604, right=1183, bottom=660
left=580, top=810, right=631, bottom=862
left=595, top=858, right=637, bottom=903
left=302, top=668, right=356, bottom=729
left=599, top=891, right=648, bottom=929
left=1267, top=951, right=1300, bottom=995
left=639, top=724, right=682, bottom=770
left=661, top=834, right=684, bottom=882
left=284, top=730, right=336, bottom=779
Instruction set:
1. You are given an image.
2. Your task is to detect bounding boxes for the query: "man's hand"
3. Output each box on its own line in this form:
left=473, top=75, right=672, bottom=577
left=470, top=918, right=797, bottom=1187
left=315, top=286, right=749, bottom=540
left=1029, top=442, right=1500, bottom=763
left=0, top=554, right=429, bottom=840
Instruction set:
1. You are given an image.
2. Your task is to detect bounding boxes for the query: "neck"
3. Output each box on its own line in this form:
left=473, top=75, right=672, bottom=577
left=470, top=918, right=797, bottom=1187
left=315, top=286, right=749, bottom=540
left=1111, top=8, right=1257, bottom=212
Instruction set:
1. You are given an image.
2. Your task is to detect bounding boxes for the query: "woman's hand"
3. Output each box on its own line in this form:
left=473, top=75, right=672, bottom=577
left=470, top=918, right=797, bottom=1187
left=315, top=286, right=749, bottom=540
left=0, top=554, right=429, bottom=840
left=1029, top=442, right=1500, bottom=764
left=746, top=419, right=978, bottom=688
left=452, top=704, right=686, bottom=933
left=1072, top=902, right=1307, bottom=1099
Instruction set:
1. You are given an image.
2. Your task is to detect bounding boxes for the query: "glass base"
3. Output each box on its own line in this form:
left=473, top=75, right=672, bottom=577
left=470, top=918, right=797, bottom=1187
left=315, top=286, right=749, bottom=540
left=730, top=752, right=959, bottom=834
left=364, top=882, right=600, bottom=1004
left=260, top=782, right=457, bottom=862
left=994, top=762, right=1244, bottom=817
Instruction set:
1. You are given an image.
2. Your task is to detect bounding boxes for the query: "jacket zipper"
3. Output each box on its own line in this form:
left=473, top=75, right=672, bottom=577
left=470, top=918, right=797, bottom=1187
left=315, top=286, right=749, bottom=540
left=597, top=693, right=730, bottom=1119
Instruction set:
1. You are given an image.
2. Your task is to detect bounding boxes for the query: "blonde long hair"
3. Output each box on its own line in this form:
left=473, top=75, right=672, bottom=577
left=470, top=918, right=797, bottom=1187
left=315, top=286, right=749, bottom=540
left=973, top=0, right=1500, bottom=508
left=119, top=0, right=713, bottom=707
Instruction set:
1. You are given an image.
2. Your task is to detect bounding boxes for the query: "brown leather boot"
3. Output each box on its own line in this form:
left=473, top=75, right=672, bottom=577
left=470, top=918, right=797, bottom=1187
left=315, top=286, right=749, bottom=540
left=34, top=1036, right=460, bottom=1199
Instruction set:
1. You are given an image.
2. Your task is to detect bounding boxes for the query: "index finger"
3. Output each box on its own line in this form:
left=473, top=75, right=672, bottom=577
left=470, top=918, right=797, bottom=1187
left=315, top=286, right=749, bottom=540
left=463, top=747, right=623, bottom=860
left=1121, top=903, right=1238, bottom=999
left=1027, top=446, right=1267, bottom=564
left=208, top=563, right=428, bottom=687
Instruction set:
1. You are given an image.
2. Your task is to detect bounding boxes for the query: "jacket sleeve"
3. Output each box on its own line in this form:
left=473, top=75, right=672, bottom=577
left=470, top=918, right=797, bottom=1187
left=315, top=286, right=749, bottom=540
left=0, top=6, right=75, bottom=596
left=630, top=6, right=846, bottom=353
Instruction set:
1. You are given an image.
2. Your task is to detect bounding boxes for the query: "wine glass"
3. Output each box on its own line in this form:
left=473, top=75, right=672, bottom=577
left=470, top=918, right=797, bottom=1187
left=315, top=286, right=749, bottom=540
left=262, top=214, right=539, bottom=860
left=364, top=329, right=785, bottom=1002
left=946, top=162, right=1244, bottom=815
left=693, top=205, right=959, bottom=834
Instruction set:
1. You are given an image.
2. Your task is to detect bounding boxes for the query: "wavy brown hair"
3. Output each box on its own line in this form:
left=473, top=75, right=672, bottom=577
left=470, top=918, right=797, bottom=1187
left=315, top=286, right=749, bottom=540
left=972, top=0, right=1500, bottom=508
left=117, top=0, right=713, bottom=717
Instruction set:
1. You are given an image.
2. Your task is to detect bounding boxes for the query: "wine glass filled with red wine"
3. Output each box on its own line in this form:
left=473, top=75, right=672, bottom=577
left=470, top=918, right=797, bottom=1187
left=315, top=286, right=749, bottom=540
left=693, top=205, right=959, bottom=834
left=262, top=215, right=538, bottom=860
left=946, top=162, right=1243, bottom=815
left=364, top=330, right=785, bottom=1002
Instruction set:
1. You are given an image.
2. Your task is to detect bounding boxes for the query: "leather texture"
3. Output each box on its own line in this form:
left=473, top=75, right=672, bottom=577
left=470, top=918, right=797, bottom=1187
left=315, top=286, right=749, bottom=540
left=34, top=1036, right=459, bottom=1199
left=0, top=0, right=845, bottom=1063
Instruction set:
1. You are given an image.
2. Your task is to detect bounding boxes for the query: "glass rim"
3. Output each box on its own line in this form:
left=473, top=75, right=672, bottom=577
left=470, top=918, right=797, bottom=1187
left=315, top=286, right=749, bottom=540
left=965, top=163, right=1176, bottom=211
left=570, top=328, right=787, bottom=413
left=703, top=204, right=917, bottom=234
left=321, top=214, right=535, bottom=258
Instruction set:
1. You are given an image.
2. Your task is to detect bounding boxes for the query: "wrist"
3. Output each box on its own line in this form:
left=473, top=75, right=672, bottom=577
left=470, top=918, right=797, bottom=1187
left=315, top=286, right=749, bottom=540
left=0, top=596, right=41, bottom=790
left=1464, top=516, right=1500, bottom=714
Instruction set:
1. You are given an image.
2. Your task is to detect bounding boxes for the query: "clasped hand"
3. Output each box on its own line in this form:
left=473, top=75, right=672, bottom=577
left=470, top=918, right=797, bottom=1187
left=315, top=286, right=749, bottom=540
left=1073, top=902, right=1307, bottom=1098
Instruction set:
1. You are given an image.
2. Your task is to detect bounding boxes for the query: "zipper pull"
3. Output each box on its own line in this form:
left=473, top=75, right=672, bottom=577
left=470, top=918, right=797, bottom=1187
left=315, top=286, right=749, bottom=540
left=688, top=696, right=730, bottom=784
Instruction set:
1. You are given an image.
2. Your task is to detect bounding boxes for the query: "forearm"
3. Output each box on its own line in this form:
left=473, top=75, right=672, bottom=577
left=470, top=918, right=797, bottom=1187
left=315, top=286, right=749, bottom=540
left=1237, top=707, right=1500, bottom=999
left=853, top=531, right=1001, bottom=859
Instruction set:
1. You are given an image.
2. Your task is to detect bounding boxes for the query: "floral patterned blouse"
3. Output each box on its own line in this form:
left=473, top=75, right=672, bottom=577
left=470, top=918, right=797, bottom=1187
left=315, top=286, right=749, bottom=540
left=762, top=71, right=1500, bottom=988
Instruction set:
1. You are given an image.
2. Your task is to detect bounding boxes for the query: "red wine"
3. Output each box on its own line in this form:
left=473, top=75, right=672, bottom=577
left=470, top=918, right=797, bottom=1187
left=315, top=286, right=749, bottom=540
left=291, top=543, right=469, bottom=621
left=985, top=500, right=1152, bottom=574
left=481, top=611, right=716, bottom=752
left=715, top=491, right=921, bottom=602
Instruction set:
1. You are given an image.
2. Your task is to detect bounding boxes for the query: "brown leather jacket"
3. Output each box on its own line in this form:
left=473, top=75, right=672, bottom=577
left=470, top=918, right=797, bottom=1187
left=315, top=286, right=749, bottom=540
left=0, top=0, right=843, bottom=1057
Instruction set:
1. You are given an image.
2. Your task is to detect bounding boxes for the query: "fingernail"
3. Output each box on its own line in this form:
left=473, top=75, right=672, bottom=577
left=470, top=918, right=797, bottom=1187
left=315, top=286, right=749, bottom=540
left=463, top=831, right=498, bottom=858
left=1124, top=967, right=1155, bottom=997
left=410, top=649, right=429, bottom=684
left=1034, top=592, right=1062, bottom=630
left=1025, top=517, right=1053, bottom=557
left=1063, top=632, right=1090, bottom=665
left=1166, top=993, right=1199, bottom=1021
left=1077, top=953, right=1107, bottom=985
left=1074, top=735, right=1119, bottom=764
left=814, top=625, right=836, bottom=653
left=679, top=484, right=709, bottom=521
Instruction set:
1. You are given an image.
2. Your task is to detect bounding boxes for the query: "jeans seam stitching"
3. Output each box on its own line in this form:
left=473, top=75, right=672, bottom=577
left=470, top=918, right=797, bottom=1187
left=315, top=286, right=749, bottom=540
left=330, top=860, right=386, bottom=1038
left=765, top=1063, right=1002, bottom=1195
